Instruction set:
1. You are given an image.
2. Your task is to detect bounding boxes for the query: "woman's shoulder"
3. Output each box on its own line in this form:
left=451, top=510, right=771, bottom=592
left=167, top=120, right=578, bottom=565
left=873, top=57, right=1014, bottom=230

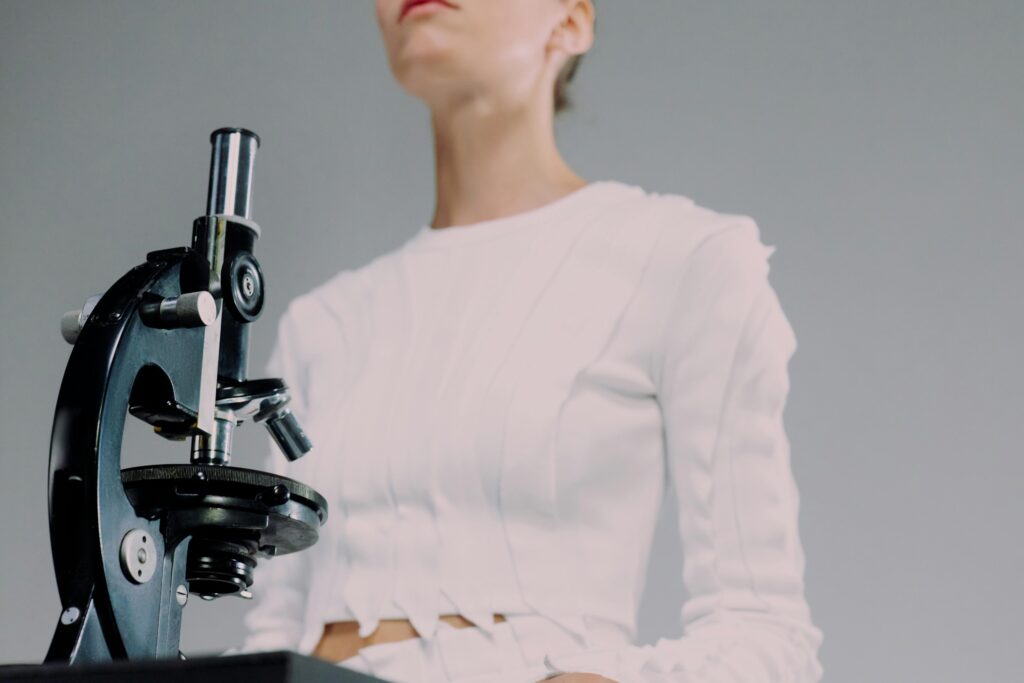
left=625, top=182, right=760, bottom=247
left=614, top=182, right=776, bottom=281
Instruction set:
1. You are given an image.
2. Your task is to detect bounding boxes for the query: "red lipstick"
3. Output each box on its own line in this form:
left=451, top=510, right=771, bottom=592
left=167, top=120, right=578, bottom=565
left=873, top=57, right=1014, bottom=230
left=399, top=0, right=458, bottom=23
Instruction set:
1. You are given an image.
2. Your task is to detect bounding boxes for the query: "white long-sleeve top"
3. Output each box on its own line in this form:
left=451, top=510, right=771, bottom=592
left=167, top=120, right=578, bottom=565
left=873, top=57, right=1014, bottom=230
left=233, top=180, right=825, bottom=682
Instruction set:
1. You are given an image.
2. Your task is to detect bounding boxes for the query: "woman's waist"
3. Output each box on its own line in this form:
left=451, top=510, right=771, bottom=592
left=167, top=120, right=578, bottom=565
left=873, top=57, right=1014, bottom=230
left=312, top=613, right=509, bottom=663
left=313, top=608, right=636, bottom=666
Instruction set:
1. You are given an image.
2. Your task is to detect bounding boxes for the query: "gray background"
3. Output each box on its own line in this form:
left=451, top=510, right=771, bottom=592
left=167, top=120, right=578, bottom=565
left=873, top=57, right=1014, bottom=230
left=1, top=1, right=1020, bottom=681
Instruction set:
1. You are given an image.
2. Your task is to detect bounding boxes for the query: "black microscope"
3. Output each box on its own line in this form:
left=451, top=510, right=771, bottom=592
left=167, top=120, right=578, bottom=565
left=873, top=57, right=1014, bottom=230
left=0, top=129, right=385, bottom=682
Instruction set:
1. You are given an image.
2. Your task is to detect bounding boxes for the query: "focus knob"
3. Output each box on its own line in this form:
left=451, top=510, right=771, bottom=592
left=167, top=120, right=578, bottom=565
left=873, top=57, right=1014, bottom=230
left=139, top=291, right=218, bottom=329
left=60, top=293, right=104, bottom=345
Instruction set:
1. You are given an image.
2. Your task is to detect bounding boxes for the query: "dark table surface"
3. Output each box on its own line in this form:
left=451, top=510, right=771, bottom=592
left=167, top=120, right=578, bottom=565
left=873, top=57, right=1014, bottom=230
left=0, top=650, right=390, bottom=683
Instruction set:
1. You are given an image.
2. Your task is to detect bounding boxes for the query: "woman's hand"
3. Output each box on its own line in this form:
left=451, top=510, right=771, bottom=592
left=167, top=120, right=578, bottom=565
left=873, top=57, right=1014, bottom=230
left=539, top=674, right=618, bottom=682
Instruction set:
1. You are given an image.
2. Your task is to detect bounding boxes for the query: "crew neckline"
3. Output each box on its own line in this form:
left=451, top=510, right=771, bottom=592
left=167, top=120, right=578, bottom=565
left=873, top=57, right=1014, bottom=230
left=402, top=180, right=636, bottom=250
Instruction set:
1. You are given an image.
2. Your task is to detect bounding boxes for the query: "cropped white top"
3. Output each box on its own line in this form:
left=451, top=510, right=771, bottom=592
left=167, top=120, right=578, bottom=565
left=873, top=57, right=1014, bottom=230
left=232, top=180, right=825, bottom=681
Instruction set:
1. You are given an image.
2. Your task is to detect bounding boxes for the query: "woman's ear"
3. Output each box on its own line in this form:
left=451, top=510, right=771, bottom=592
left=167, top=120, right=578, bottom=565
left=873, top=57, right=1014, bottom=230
left=549, top=0, right=595, bottom=60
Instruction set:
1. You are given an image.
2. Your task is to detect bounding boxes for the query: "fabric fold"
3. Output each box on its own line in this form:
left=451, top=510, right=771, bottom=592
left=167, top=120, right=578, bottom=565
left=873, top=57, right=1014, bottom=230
left=336, top=256, right=414, bottom=639
left=338, top=511, right=395, bottom=638
left=430, top=190, right=643, bottom=640
left=388, top=248, right=448, bottom=641
left=489, top=196, right=669, bottom=645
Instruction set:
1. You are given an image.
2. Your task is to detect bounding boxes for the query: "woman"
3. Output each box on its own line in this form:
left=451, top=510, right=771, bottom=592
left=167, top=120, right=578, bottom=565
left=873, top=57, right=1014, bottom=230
left=232, top=1, right=825, bottom=681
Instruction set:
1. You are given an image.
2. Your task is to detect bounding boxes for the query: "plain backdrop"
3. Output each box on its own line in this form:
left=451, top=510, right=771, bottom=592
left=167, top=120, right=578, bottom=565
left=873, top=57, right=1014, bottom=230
left=1, top=1, right=1020, bottom=681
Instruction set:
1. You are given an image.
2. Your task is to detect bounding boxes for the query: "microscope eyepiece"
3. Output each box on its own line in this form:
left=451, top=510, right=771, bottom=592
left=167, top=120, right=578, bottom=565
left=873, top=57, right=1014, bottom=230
left=206, top=128, right=260, bottom=220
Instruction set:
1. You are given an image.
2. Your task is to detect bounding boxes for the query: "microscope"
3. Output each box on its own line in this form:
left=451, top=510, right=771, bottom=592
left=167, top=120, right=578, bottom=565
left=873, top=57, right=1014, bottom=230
left=0, top=129, right=384, bottom=682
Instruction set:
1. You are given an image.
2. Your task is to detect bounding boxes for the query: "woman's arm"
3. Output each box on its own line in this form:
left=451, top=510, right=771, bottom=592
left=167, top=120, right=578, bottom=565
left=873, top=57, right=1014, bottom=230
left=544, top=219, right=824, bottom=682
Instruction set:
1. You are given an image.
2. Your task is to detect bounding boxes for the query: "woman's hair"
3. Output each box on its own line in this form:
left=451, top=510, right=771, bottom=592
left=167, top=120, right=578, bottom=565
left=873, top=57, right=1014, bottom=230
left=553, top=1, right=594, bottom=116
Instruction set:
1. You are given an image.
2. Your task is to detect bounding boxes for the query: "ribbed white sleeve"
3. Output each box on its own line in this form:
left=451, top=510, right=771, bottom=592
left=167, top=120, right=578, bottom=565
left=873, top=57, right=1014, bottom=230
left=544, top=221, right=824, bottom=682
left=222, top=302, right=315, bottom=656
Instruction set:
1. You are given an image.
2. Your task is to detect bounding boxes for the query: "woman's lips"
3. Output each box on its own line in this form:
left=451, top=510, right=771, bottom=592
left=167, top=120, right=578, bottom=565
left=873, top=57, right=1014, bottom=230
left=399, top=0, right=458, bottom=23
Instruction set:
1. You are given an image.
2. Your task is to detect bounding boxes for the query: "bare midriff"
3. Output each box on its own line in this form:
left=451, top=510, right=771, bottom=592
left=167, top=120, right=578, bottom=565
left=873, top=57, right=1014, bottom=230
left=312, top=614, right=508, bottom=663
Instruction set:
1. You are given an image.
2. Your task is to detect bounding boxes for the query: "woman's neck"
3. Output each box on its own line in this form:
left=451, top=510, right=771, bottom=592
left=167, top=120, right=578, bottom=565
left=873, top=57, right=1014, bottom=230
left=426, top=96, right=586, bottom=229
